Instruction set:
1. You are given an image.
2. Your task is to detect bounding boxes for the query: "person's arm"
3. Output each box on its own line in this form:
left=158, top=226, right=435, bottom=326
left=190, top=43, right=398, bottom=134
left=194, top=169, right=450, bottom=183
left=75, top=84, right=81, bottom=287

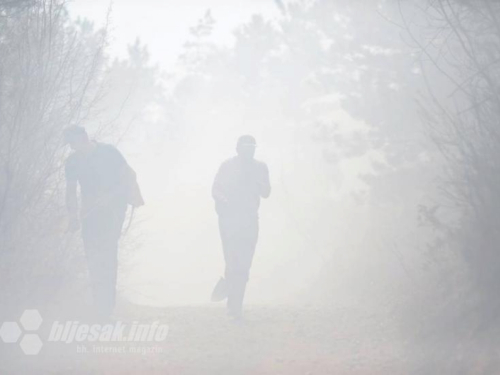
left=65, top=159, right=80, bottom=232
left=258, top=163, right=271, bottom=199
left=66, top=181, right=78, bottom=213
left=212, top=163, right=228, bottom=203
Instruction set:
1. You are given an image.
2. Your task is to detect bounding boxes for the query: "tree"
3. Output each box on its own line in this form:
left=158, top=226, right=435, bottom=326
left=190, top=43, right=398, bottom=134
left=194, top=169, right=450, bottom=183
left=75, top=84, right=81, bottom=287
left=0, top=0, right=108, bottom=305
left=402, top=0, right=500, bottom=318
left=396, top=0, right=500, bottom=370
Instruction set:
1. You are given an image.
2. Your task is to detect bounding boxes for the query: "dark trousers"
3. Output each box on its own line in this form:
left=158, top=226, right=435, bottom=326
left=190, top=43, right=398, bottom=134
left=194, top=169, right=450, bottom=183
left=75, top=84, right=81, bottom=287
left=81, top=203, right=127, bottom=316
left=218, top=215, right=259, bottom=316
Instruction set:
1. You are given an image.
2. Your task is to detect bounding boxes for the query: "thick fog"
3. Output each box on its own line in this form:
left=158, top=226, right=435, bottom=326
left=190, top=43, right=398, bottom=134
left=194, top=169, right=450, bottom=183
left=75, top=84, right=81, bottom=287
left=1, top=0, right=500, bottom=374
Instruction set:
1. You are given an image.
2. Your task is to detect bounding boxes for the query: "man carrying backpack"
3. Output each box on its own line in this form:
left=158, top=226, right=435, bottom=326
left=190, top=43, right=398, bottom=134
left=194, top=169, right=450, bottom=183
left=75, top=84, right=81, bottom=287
left=64, top=126, right=144, bottom=317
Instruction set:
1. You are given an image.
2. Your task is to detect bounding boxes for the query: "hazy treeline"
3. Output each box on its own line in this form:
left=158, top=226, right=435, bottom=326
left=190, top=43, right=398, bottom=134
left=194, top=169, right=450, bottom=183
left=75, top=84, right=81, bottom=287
left=0, top=0, right=108, bottom=305
left=0, top=0, right=161, bottom=305
left=1, top=0, right=500, bottom=370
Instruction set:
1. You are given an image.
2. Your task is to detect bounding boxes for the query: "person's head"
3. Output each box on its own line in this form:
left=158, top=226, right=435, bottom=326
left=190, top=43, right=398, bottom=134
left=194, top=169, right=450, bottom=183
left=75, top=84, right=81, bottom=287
left=63, top=126, right=89, bottom=151
left=236, top=135, right=257, bottom=160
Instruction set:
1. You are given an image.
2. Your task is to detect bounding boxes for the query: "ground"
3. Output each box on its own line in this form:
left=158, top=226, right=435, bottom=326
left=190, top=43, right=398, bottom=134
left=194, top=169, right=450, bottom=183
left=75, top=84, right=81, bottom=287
left=0, top=301, right=420, bottom=375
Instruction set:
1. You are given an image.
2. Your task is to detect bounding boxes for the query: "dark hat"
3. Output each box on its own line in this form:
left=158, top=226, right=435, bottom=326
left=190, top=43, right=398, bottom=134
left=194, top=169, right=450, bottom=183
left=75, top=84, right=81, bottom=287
left=237, top=135, right=257, bottom=147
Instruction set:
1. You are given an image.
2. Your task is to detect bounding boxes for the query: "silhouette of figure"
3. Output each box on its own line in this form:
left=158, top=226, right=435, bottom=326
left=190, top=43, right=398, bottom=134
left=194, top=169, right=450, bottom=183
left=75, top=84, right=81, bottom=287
left=64, top=126, right=143, bottom=317
left=212, top=135, right=271, bottom=319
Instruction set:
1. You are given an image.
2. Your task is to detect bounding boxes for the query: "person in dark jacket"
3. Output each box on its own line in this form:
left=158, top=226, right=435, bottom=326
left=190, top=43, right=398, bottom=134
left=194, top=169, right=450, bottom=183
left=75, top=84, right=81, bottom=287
left=64, top=126, right=143, bottom=317
left=212, top=135, right=271, bottom=319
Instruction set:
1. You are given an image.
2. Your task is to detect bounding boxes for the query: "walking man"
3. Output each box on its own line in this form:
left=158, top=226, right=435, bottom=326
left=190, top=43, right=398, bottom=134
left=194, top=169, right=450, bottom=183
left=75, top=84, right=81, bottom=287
left=64, top=126, right=143, bottom=317
left=212, top=135, right=271, bottom=319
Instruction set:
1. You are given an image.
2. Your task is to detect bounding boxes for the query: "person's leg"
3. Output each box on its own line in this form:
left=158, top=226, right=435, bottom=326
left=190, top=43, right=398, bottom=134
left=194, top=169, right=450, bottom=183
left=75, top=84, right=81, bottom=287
left=100, top=203, right=127, bottom=314
left=219, top=216, right=241, bottom=315
left=219, top=217, right=234, bottom=304
left=85, top=241, right=117, bottom=316
left=227, top=218, right=259, bottom=318
left=82, top=204, right=126, bottom=317
left=82, top=215, right=108, bottom=316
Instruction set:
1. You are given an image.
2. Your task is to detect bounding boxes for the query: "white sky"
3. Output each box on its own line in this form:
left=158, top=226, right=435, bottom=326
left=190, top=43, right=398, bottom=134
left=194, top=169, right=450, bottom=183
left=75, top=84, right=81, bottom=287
left=68, top=0, right=281, bottom=69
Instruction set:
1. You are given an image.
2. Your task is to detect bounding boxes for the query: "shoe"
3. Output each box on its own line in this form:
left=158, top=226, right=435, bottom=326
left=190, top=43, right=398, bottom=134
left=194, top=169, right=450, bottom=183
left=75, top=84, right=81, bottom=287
left=211, top=277, right=228, bottom=302
left=227, top=308, right=244, bottom=323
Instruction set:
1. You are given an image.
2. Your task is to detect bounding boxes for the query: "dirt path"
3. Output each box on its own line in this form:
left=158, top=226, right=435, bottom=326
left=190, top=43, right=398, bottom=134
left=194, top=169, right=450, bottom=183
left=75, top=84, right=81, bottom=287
left=1, top=303, right=412, bottom=374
